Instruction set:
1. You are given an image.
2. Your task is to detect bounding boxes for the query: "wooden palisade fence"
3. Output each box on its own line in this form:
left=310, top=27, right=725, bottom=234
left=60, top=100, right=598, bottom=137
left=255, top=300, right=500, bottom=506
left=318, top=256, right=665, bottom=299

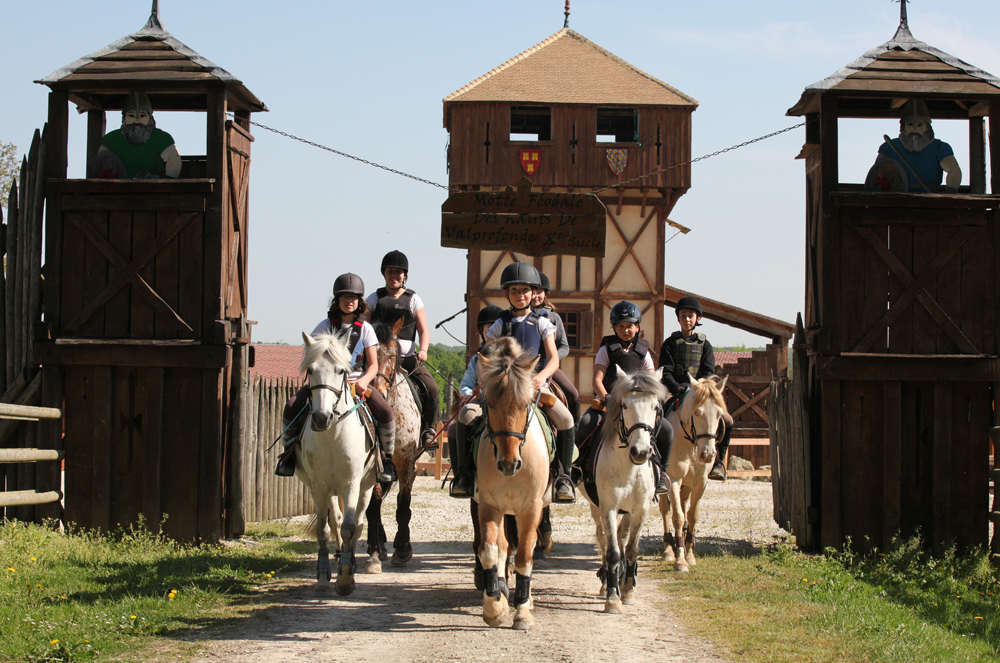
left=1, top=127, right=59, bottom=523
left=238, top=376, right=312, bottom=522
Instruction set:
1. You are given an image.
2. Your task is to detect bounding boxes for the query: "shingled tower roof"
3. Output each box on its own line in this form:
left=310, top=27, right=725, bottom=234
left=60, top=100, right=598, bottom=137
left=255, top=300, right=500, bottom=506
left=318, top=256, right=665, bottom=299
left=788, top=6, right=1000, bottom=116
left=36, top=0, right=266, bottom=113
left=444, top=29, right=697, bottom=108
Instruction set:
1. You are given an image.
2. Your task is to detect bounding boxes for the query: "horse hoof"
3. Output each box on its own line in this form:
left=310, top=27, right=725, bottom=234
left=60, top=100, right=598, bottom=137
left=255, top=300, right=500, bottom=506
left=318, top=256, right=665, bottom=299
left=622, top=592, right=637, bottom=606
left=391, top=547, right=413, bottom=567
left=365, top=555, right=382, bottom=574
left=686, top=553, right=697, bottom=567
left=483, top=594, right=509, bottom=627
left=541, top=531, right=553, bottom=554
left=532, top=548, right=546, bottom=561
left=335, top=565, right=356, bottom=596
left=604, top=598, right=624, bottom=614
left=674, top=562, right=689, bottom=573
left=661, top=549, right=676, bottom=564
left=513, top=605, right=533, bottom=630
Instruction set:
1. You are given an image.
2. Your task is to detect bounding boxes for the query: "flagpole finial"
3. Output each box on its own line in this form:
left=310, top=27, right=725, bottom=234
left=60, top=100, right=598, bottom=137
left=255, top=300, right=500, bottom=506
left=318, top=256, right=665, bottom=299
left=899, top=0, right=909, bottom=29
left=142, top=0, right=166, bottom=33
left=563, top=0, right=570, bottom=29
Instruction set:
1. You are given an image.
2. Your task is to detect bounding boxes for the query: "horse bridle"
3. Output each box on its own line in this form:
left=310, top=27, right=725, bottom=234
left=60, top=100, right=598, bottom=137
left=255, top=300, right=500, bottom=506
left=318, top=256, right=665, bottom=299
left=482, top=390, right=542, bottom=457
left=680, top=415, right=717, bottom=447
left=616, top=400, right=662, bottom=449
left=308, top=371, right=359, bottom=423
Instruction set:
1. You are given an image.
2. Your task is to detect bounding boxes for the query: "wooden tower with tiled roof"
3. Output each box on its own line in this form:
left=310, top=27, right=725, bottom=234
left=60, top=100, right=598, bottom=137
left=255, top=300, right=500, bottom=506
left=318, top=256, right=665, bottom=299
left=780, top=3, right=1000, bottom=556
left=31, top=1, right=266, bottom=542
left=444, top=28, right=697, bottom=399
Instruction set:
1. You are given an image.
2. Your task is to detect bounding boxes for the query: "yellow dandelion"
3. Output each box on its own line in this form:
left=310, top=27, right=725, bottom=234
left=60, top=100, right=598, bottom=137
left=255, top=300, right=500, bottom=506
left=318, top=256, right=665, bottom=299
left=36, top=585, right=42, bottom=589
left=976, top=616, right=984, bottom=620
left=130, top=615, right=136, bottom=620
left=60, top=596, right=67, bottom=600
left=6, top=568, right=14, bottom=573
left=30, top=557, right=36, bottom=562
left=50, top=640, right=59, bottom=646
left=936, top=566, right=943, bottom=571
left=801, top=578, right=808, bottom=582
left=957, top=595, right=962, bottom=599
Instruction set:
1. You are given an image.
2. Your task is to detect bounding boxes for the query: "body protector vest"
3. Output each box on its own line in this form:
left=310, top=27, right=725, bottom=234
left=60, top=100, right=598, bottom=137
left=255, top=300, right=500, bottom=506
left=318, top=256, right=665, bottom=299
left=329, top=315, right=366, bottom=370
left=600, top=334, right=649, bottom=394
left=372, top=287, right=416, bottom=342
left=500, top=309, right=548, bottom=366
left=672, top=332, right=706, bottom=384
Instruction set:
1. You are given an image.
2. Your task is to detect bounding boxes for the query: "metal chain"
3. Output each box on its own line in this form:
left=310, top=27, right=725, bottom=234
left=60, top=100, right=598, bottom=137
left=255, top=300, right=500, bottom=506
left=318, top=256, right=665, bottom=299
left=241, top=116, right=451, bottom=191
left=234, top=114, right=804, bottom=195
left=594, top=122, right=806, bottom=193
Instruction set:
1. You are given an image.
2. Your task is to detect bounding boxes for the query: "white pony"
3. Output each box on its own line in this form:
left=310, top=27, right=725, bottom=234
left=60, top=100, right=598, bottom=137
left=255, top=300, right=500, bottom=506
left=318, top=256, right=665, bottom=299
left=659, top=375, right=728, bottom=572
left=296, top=332, right=377, bottom=596
left=579, top=366, right=667, bottom=614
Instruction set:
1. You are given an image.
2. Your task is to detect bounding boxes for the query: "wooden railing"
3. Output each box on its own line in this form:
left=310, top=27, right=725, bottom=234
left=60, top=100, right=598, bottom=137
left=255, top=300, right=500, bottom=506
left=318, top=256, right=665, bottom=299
left=0, top=403, right=64, bottom=510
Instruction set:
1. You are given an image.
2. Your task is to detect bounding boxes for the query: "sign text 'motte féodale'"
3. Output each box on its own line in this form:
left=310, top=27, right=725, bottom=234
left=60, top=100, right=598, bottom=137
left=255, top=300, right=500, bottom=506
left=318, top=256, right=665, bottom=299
left=440, top=179, right=607, bottom=258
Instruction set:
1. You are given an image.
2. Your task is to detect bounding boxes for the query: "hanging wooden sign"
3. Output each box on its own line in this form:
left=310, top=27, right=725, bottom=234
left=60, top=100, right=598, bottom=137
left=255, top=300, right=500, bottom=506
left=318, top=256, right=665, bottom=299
left=441, top=177, right=607, bottom=258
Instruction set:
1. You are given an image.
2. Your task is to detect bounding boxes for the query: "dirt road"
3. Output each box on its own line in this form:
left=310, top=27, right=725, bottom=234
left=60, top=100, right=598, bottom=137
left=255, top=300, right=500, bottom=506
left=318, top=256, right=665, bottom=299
left=193, top=478, right=783, bottom=662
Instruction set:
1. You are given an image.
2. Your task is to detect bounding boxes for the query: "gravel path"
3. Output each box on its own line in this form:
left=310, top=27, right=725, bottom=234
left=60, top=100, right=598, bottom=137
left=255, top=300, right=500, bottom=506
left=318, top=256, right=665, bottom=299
left=194, top=476, right=786, bottom=663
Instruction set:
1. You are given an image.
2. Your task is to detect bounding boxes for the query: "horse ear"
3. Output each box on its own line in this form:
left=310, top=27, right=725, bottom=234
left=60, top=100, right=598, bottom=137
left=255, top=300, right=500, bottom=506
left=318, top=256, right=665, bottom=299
left=527, top=356, right=540, bottom=375
left=716, top=375, right=729, bottom=393
left=654, top=366, right=665, bottom=382
left=392, top=317, right=404, bottom=337
left=302, top=331, right=313, bottom=347
left=614, top=364, right=626, bottom=379
left=687, top=365, right=698, bottom=379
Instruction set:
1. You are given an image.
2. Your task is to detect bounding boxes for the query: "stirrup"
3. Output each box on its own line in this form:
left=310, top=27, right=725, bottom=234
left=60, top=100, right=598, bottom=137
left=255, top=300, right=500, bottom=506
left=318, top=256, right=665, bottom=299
left=275, top=446, right=297, bottom=477
left=553, top=475, right=576, bottom=503
left=708, top=458, right=727, bottom=482
left=655, top=466, right=670, bottom=495
left=379, top=454, right=398, bottom=483
left=449, top=472, right=474, bottom=498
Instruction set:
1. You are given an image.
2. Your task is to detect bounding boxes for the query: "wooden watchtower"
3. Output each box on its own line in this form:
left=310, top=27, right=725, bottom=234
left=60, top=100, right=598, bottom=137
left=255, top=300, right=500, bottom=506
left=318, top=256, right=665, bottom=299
left=444, top=28, right=697, bottom=397
left=786, top=6, right=1000, bottom=553
left=33, top=2, right=266, bottom=541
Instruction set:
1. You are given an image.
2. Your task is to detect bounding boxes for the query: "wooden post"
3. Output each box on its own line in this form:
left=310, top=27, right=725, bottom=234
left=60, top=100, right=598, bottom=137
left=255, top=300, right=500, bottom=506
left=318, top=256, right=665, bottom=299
left=86, top=110, right=106, bottom=177
left=970, top=117, right=986, bottom=195
left=227, top=319, right=249, bottom=537
left=44, top=91, right=68, bottom=338
left=35, top=366, right=63, bottom=524
left=990, top=102, right=1000, bottom=195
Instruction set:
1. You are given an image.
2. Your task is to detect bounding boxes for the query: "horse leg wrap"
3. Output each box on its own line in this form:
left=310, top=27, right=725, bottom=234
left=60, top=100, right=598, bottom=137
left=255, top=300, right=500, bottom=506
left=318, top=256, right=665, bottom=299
left=513, top=573, right=532, bottom=607
left=483, top=564, right=501, bottom=600
left=318, top=551, right=330, bottom=574
left=664, top=531, right=676, bottom=548
left=625, top=560, right=638, bottom=587
left=340, top=548, right=354, bottom=572
left=606, top=562, right=621, bottom=598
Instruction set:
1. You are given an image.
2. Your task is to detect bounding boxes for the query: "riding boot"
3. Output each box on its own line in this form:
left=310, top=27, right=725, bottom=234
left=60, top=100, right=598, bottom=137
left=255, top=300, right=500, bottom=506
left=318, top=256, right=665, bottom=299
left=553, top=428, right=577, bottom=503
left=449, top=421, right=475, bottom=498
left=568, top=399, right=581, bottom=426
left=274, top=413, right=305, bottom=477
left=708, top=420, right=732, bottom=481
left=654, top=417, right=673, bottom=495
left=378, top=422, right=398, bottom=483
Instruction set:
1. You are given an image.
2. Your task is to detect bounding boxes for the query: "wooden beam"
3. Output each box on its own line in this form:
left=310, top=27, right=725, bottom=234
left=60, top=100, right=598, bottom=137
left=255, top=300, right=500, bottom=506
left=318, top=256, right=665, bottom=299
left=35, top=342, right=231, bottom=368
left=818, top=354, right=1000, bottom=381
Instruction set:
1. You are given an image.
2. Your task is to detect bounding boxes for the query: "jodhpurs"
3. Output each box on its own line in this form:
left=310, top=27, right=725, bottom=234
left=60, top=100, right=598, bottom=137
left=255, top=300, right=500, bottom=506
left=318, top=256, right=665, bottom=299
left=550, top=369, right=579, bottom=411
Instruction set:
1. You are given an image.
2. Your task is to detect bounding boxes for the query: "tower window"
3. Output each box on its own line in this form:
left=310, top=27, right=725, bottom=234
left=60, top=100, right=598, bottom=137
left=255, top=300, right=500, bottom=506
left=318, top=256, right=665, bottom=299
left=596, top=107, right=639, bottom=143
left=510, top=106, right=552, bottom=142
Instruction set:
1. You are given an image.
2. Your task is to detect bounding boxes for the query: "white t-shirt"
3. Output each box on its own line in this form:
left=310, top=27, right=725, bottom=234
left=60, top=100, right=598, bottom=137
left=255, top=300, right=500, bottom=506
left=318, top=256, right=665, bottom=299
left=365, top=291, right=424, bottom=357
left=311, top=318, right=378, bottom=380
left=594, top=344, right=655, bottom=371
left=485, top=312, right=556, bottom=343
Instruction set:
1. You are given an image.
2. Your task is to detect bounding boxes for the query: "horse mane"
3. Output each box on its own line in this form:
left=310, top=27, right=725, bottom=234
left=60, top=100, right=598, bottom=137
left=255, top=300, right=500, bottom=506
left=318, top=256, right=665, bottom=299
left=687, top=376, right=727, bottom=414
left=605, top=369, right=668, bottom=426
left=477, top=337, right=537, bottom=410
left=299, top=332, right=353, bottom=374
left=371, top=321, right=394, bottom=346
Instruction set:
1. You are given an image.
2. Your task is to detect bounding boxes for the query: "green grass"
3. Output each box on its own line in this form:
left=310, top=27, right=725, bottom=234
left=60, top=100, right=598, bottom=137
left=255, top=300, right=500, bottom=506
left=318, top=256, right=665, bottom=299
left=654, top=536, right=1000, bottom=662
left=0, top=518, right=310, bottom=662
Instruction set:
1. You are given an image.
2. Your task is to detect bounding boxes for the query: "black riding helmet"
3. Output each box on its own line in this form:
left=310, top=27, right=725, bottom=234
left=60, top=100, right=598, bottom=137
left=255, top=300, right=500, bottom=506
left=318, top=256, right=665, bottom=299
left=675, top=295, right=703, bottom=317
left=499, top=261, right=541, bottom=290
left=380, top=250, right=409, bottom=274
left=538, top=272, right=551, bottom=293
left=333, top=272, right=365, bottom=297
left=610, top=301, right=642, bottom=326
left=477, top=304, right=504, bottom=328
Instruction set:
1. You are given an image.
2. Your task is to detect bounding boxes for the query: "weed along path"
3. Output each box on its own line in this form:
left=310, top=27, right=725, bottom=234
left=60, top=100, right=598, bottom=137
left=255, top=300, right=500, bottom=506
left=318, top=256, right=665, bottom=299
left=193, top=479, right=783, bottom=663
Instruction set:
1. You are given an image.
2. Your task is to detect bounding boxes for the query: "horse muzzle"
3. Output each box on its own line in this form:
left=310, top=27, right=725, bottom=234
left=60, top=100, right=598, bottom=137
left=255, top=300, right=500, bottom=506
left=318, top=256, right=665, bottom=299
left=698, top=449, right=716, bottom=464
left=311, top=411, right=334, bottom=431
left=629, top=447, right=651, bottom=465
left=496, top=458, right=522, bottom=477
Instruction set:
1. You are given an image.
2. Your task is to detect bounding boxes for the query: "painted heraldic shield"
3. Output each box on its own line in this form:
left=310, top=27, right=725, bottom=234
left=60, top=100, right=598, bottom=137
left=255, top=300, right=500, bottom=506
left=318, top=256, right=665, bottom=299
left=606, top=148, right=628, bottom=176
left=520, top=149, right=541, bottom=175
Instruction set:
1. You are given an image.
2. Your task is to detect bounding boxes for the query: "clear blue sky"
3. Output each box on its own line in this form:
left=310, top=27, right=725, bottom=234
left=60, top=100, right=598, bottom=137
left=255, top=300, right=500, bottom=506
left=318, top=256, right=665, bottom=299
left=3, top=0, right=998, bottom=347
